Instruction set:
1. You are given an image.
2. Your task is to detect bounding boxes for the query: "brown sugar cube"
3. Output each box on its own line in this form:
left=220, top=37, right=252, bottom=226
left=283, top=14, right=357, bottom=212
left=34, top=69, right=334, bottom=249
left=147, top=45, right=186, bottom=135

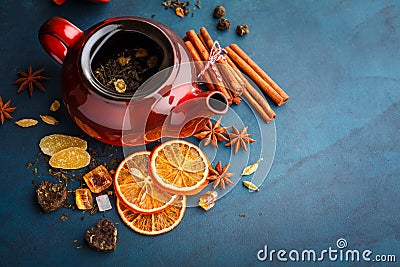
left=83, top=165, right=113, bottom=193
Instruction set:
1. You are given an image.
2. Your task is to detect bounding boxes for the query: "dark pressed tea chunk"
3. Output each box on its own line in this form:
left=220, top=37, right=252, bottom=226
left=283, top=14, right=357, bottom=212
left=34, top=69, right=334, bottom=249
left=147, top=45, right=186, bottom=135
left=86, top=219, right=117, bottom=251
left=36, top=180, right=67, bottom=213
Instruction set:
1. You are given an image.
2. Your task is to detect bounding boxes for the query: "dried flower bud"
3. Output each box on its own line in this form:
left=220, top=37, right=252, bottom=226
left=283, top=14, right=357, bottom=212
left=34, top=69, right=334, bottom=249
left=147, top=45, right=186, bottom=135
left=114, top=79, right=127, bottom=93
left=217, top=18, right=231, bottom=31
left=213, top=5, right=226, bottom=18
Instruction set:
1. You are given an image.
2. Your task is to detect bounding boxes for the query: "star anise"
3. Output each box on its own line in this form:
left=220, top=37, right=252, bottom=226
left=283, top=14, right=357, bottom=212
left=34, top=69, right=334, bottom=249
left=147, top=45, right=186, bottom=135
left=194, top=117, right=229, bottom=149
left=225, top=125, right=256, bottom=153
left=207, top=161, right=234, bottom=190
left=0, top=96, right=16, bottom=124
left=13, top=66, right=50, bottom=97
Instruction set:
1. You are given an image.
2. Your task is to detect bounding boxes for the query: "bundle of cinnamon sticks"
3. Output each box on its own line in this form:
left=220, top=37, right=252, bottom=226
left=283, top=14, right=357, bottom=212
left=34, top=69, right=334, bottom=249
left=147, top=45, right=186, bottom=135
left=184, top=27, right=289, bottom=123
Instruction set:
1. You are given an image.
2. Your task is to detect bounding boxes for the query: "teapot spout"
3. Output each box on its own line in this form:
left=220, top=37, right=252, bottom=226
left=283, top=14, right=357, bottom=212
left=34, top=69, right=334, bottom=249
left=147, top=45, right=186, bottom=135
left=204, top=91, right=229, bottom=116
left=166, top=90, right=228, bottom=137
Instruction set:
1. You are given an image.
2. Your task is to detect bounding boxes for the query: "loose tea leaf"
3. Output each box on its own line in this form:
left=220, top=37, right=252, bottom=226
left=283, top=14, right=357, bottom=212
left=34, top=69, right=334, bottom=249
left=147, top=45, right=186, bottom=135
left=15, top=118, right=38, bottom=128
left=40, top=115, right=59, bottom=125
left=50, top=100, right=61, bottom=111
left=243, top=180, right=259, bottom=191
left=241, top=158, right=263, bottom=176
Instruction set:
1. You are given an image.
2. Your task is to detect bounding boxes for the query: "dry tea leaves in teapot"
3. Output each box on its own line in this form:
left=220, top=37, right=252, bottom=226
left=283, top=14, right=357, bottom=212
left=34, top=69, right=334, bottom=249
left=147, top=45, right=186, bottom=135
left=15, top=118, right=38, bottom=128
left=49, top=147, right=91, bottom=169
left=39, top=134, right=87, bottom=156
left=94, top=46, right=161, bottom=95
left=40, top=115, right=59, bottom=125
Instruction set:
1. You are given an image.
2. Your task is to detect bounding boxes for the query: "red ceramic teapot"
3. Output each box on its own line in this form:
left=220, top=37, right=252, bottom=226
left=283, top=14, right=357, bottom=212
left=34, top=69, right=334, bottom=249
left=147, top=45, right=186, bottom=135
left=39, top=16, right=228, bottom=146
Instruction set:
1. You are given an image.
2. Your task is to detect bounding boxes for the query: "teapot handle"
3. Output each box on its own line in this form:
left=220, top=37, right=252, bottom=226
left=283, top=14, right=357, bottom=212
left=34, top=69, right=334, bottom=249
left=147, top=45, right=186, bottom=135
left=38, top=17, right=83, bottom=64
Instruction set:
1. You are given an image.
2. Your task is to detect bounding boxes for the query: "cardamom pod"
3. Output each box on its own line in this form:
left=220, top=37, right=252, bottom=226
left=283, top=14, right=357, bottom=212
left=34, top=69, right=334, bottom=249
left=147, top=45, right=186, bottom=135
left=241, top=158, right=263, bottom=176
left=15, top=118, right=38, bottom=128
left=40, top=115, right=59, bottom=125
left=243, top=180, right=259, bottom=191
left=49, top=100, right=61, bottom=112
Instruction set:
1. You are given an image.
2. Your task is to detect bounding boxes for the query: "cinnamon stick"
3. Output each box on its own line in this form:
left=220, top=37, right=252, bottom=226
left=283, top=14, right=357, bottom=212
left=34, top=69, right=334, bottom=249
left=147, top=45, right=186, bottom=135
left=225, top=54, right=276, bottom=120
left=229, top=44, right=289, bottom=105
left=199, top=27, right=244, bottom=97
left=186, top=30, right=232, bottom=104
left=184, top=41, right=216, bottom=91
left=199, top=27, right=275, bottom=121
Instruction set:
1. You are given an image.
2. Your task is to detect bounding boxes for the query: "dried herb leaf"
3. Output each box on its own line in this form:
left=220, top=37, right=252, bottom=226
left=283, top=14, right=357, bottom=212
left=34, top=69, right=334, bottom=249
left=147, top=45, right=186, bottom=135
left=50, top=100, right=61, bottom=111
left=243, top=180, right=259, bottom=191
left=241, top=158, right=263, bottom=176
left=40, top=115, right=59, bottom=125
left=15, top=118, right=38, bottom=127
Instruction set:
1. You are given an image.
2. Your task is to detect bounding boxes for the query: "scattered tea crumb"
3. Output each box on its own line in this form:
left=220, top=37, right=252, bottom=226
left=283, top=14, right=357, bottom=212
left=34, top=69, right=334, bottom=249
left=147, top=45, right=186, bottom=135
left=60, top=212, right=68, bottom=221
left=162, top=0, right=198, bottom=18
left=76, top=245, right=83, bottom=250
left=175, top=7, right=185, bottom=18
left=73, top=239, right=78, bottom=243
left=239, top=213, right=246, bottom=217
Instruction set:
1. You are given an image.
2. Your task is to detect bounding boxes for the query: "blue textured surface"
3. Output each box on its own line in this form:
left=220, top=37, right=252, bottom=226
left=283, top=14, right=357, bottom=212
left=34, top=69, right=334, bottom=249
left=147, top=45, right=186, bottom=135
left=0, top=1, right=399, bottom=266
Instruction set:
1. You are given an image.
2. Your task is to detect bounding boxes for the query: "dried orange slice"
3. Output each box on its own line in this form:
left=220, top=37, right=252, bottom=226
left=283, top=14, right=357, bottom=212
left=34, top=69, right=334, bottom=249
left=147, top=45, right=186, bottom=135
left=49, top=147, right=90, bottom=169
left=149, top=139, right=210, bottom=195
left=116, top=196, right=186, bottom=236
left=39, top=134, right=87, bottom=156
left=114, top=151, right=178, bottom=214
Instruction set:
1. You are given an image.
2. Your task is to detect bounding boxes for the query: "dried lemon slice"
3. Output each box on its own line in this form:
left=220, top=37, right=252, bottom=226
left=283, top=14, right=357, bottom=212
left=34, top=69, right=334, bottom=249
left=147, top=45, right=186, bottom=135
left=39, top=134, right=87, bottom=156
left=49, top=147, right=90, bottom=169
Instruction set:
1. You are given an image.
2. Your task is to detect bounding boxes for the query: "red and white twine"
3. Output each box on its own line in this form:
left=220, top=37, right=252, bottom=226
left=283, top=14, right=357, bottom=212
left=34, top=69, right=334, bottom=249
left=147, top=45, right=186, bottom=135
left=197, top=41, right=227, bottom=82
